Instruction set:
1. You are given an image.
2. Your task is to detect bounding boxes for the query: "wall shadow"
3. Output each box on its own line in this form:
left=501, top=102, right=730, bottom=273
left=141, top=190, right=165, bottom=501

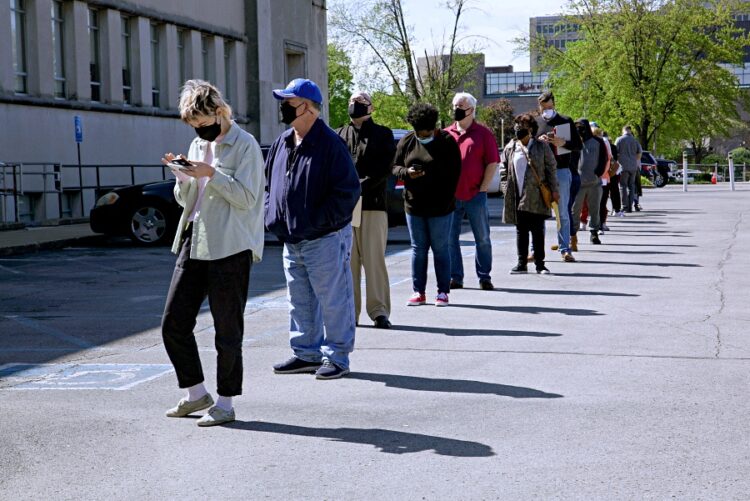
left=226, top=421, right=496, bottom=457
left=349, top=372, right=564, bottom=399
left=497, top=288, right=638, bottom=297
left=387, top=324, right=561, bottom=337
left=453, top=304, right=603, bottom=316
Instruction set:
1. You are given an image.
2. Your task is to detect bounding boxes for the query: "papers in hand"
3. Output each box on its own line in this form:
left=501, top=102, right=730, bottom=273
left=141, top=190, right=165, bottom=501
left=352, top=197, right=363, bottom=228
left=553, top=123, right=572, bottom=155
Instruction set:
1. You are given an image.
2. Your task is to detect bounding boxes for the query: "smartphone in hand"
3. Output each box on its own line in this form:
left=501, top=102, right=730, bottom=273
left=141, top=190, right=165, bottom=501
left=168, top=157, right=193, bottom=170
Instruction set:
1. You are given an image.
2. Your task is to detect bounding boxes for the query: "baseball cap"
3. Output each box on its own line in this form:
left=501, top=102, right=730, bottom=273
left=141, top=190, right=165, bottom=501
left=273, top=78, right=323, bottom=104
left=537, top=90, right=554, bottom=104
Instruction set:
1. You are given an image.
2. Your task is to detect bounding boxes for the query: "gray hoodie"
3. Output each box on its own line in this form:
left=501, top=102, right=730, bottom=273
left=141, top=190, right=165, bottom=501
left=575, top=119, right=608, bottom=186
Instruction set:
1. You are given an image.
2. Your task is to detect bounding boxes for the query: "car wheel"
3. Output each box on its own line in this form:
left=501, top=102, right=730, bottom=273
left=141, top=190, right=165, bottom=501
left=653, top=170, right=666, bottom=188
left=128, top=203, right=172, bottom=245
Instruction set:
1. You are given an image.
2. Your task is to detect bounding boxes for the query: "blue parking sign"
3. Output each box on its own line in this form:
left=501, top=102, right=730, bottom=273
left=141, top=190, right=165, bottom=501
left=74, top=115, right=83, bottom=143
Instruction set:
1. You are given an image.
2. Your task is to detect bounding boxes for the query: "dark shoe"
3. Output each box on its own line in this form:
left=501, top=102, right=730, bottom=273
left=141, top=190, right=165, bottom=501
left=562, top=252, right=576, bottom=263
left=590, top=232, right=601, bottom=245
left=373, top=315, right=391, bottom=329
left=273, top=356, right=322, bottom=374
left=510, top=264, right=528, bottom=274
left=449, top=279, right=463, bottom=289
left=479, top=280, right=494, bottom=291
left=315, top=360, right=350, bottom=380
left=536, top=266, right=551, bottom=275
left=634, top=203, right=642, bottom=212
left=624, top=208, right=633, bottom=213
left=570, top=235, right=578, bottom=252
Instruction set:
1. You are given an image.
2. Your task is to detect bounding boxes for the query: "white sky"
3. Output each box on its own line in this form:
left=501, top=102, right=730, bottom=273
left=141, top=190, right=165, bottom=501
left=399, top=0, right=567, bottom=71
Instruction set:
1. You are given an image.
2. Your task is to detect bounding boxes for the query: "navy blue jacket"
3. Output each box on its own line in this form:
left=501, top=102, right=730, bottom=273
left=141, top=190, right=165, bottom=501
left=264, top=118, right=361, bottom=243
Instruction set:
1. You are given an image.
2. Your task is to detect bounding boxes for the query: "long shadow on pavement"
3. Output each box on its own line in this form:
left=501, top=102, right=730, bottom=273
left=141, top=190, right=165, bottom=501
left=591, top=250, right=680, bottom=255
left=386, top=324, right=561, bottom=337
left=577, top=260, right=700, bottom=268
left=497, top=288, right=638, bottom=297
left=226, top=421, right=496, bottom=457
left=549, top=272, right=669, bottom=279
left=452, top=304, right=603, bottom=316
left=603, top=243, right=695, bottom=247
left=349, top=372, right=564, bottom=399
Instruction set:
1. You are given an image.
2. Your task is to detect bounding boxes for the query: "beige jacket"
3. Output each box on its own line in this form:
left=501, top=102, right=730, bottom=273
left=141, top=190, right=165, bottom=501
left=171, top=122, right=265, bottom=262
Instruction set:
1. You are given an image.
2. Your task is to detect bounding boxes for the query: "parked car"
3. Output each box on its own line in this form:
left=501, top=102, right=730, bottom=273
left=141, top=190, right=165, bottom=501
left=640, top=151, right=671, bottom=188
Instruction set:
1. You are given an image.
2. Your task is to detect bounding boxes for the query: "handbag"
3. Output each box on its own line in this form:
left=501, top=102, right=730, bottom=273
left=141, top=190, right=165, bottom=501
left=520, top=145, right=553, bottom=209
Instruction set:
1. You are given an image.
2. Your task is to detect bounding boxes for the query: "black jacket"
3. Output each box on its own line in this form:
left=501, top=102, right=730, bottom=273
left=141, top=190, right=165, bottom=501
left=536, top=112, right=583, bottom=171
left=336, top=119, right=396, bottom=212
left=392, top=130, right=462, bottom=217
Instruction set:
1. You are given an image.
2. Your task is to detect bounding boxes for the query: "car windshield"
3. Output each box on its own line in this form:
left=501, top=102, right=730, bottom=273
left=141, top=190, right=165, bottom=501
left=641, top=152, right=656, bottom=164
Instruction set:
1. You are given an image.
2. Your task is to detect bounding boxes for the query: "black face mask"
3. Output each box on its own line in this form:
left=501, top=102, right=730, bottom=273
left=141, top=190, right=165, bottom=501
left=348, top=102, right=369, bottom=119
left=577, top=127, right=591, bottom=140
left=194, top=121, right=222, bottom=142
left=514, top=127, right=529, bottom=140
left=453, top=108, right=470, bottom=121
left=280, top=101, right=304, bottom=125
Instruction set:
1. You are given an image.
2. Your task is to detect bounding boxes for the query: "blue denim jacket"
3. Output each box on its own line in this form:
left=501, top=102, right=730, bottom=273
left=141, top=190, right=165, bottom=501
left=264, top=118, right=361, bottom=243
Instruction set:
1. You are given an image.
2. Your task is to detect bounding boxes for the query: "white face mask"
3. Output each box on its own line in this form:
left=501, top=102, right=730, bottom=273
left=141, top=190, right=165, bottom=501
left=541, top=109, right=556, bottom=121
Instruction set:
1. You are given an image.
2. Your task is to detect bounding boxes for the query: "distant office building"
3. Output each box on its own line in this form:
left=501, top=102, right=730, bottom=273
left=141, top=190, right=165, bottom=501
left=529, top=16, right=582, bottom=72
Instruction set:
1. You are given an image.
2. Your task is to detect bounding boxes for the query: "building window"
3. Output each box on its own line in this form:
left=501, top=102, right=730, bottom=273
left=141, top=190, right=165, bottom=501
left=284, top=41, right=307, bottom=83
left=88, top=8, right=101, bottom=101
left=177, top=28, right=186, bottom=86
left=224, top=41, right=233, bottom=103
left=121, top=16, right=132, bottom=104
left=10, top=0, right=28, bottom=94
left=150, top=23, right=160, bottom=108
left=51, top=0, right=66, bottom=98
left=201, top=34, right=211, bottom=81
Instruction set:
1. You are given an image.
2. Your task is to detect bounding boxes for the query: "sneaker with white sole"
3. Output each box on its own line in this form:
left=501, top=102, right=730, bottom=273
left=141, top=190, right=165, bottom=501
left=166, top=394, right=214, bottom=418
left=315, top=360, right=350, bottom=380
left=196, top=406, right=235, bottom=427
left=435, top=292, right=449, bottom=306
left=407, top=292, right=426, bottom=306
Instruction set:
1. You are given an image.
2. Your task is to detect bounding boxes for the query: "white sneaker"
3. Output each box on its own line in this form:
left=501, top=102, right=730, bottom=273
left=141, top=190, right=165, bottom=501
left=579, top=222, right=587, bottom=231
left=615, top=211, right=625, bottom=218
left=197, top=406, right=235, bottom=427
left=165, top=394, right=214, bottom=418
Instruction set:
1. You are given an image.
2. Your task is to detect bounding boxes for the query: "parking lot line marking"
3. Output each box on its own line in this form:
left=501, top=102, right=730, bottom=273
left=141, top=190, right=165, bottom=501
left=0, top=363, right=173, bottom=390
left=0, top=265, right=22, bottom=275
left=4, top=315, right=95, bottom=349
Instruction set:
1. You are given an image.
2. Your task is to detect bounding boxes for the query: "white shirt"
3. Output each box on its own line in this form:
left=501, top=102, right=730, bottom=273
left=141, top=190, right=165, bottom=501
left=512, top=144, right=528, bottom=195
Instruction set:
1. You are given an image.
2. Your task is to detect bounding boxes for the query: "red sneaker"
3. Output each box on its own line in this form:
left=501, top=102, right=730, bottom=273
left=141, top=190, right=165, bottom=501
left=435, top=292, right=449, bottom=307
left=406, top=292, right=426, bottom=306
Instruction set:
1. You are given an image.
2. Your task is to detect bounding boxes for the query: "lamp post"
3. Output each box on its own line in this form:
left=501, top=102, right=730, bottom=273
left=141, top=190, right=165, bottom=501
left=682, top=150, right=688, bottom=192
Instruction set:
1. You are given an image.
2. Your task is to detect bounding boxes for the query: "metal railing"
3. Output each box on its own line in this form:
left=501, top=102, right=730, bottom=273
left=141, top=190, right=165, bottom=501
left=0, top=163, right=169, bottom=224
left=676, top=163, right=749, bottom=183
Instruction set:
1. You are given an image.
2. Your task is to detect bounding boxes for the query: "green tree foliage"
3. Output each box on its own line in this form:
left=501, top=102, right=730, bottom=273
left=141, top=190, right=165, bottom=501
left=730, top=146, right=750, bottom=165
left=529, top=0, right=749, bottom=151
left=370, top=91, right=411, bottom=130
left=327, top=42, right=354, bottom=129
left=329, top=0, right=483, bottom=121
left=478, top=99, right=515, bottom=149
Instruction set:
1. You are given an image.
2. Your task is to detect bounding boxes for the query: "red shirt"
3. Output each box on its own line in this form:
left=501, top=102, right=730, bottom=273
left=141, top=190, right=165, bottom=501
left=444, top=121, right=500, bottom=201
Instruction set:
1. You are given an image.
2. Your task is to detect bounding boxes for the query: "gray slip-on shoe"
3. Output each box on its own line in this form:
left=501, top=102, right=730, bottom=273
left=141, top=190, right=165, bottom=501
left=196, top=406, right=235, bottom=427
left=165, top=394, right=214, bottom=418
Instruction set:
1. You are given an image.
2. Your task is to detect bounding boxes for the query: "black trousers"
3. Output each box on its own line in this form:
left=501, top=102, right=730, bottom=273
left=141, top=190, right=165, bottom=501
left=606, top=174, right=622, bottom=212
left=162, top=228, right=252, bottom=397
left=516, top=211, right=546, bottom=268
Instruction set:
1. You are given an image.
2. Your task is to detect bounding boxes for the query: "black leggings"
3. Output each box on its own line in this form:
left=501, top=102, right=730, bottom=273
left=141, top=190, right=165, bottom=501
left=516, top=211, right=546, bottom=268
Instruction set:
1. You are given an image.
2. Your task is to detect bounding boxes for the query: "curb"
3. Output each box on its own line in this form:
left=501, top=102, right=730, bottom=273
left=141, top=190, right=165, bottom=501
left=0, top=234, right=108, bottom=257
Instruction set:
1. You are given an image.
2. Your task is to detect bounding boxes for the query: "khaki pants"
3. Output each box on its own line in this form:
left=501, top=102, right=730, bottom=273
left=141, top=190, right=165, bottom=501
left=351, top=210, right=390, bottom=321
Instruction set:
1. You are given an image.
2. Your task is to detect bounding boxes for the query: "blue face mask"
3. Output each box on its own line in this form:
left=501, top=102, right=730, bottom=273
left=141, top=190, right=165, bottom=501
left=416, top=136, right=434, bottom=145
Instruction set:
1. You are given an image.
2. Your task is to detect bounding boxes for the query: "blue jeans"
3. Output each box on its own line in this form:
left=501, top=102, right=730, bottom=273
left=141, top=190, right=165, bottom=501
left=569, top=169, right=581, bottom=216
left=283, top=225, right=355, bottom=370
left=555, top=168, right=572, bottom=253
left=449, top=192, right=492, bottom=283
left=406, top=213, right=452, bottom=295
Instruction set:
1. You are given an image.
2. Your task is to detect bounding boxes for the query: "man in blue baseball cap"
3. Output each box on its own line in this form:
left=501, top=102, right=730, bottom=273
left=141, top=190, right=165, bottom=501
left=264, top=78, right=361, bottom=379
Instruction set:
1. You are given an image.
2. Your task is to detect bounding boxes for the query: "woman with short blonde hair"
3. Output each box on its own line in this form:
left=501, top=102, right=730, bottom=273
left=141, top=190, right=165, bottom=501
left=161, top=79, right=266, bottom=427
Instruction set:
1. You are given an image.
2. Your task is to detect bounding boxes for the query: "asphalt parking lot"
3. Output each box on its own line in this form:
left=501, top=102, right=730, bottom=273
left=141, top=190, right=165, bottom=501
left=1, top=185, right=749, bottom=500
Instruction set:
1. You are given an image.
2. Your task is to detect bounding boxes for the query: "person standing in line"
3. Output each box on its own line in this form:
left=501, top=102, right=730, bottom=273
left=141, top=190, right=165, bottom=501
left=393, top=103, right=462, bottom=307
left=444, top=92, right=499, bottom=291
left=336, top=91, right=395, bottom=329
left=265, top=79, right=361, bottom=380
left=503, top=113, right=559, bottom=274
left=615, top=125, right=642, bottom=213
left=161, top=79, right=266, bottom=426
left=536, top=91, right=582, bottom=262
left=570, top=119, right=608, bottom=246
left=603, top=132, right=624, bottom=218
left=591, top=125, right=612, bottom=232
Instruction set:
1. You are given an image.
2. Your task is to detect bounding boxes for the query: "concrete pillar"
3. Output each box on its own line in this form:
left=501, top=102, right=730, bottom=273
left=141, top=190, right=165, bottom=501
left=234, top=42, right=247, bottom=117
left=185, top=30, right=202, bottom=81
left=0, top=2, right=13, bottom=92
left=131, top=16, right=152, bottom=107
left=100, top=9, right=123, bottom=104
left=65, top=1, right=90, bottom=101
left=163, top=24, right=179, bottom=110
left=28, top=0, right=55, bottom=97
left=213, top=36, right=226, bottom=97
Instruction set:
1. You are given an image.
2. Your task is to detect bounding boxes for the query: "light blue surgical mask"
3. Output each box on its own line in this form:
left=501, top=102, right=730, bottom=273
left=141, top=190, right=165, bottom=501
left=416, top=136, right=434, bottom=145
